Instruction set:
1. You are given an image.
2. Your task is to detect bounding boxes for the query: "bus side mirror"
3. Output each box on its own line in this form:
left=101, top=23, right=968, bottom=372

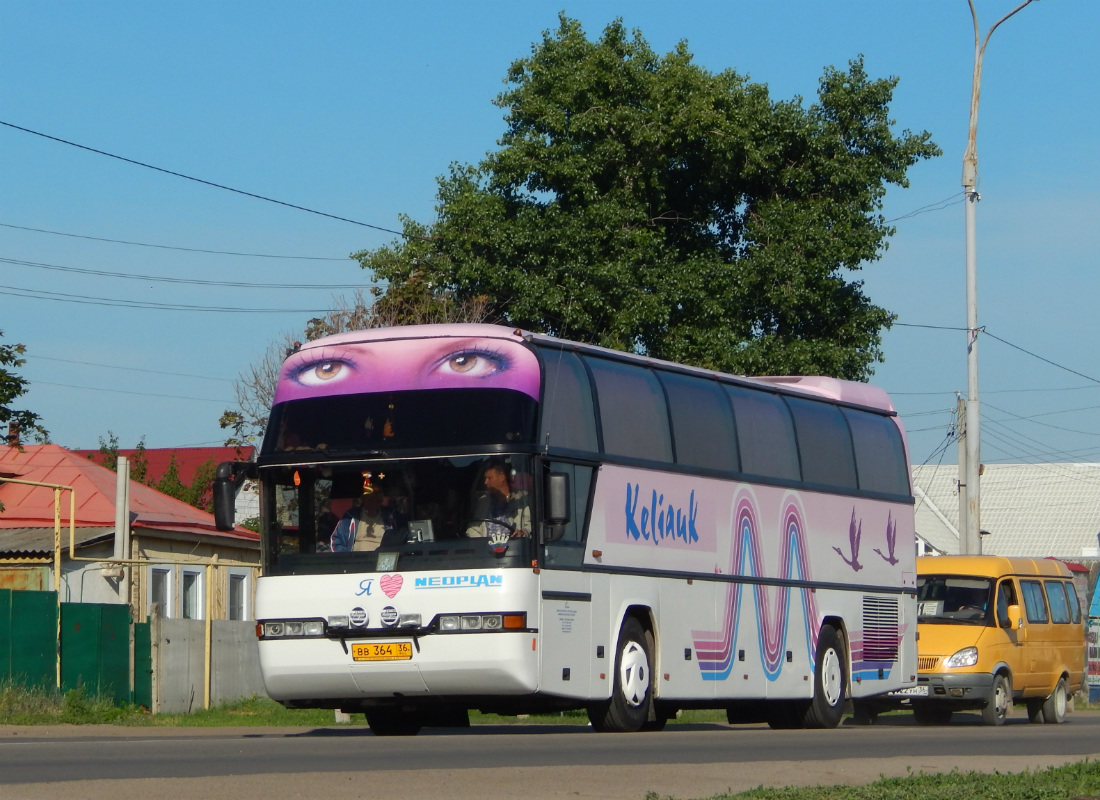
left=213, top=461, right=255, bottom=532
left=1007, top=604, right=1023, bottom=631
left=545, top=472, right=571, bottom=526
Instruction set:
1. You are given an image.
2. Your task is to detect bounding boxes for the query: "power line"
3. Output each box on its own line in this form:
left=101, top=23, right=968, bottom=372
left=0, top=221, right=351, bottom=261
left=0, top=120, right=414, bottom=239
left=31, top=354, right=233, bottom=383
left=983, top=330, right=1100, bottom=385
left=1, top=256, right=369, bottom=290
left=886, top=192, right=965, bottom=223
left=30, top=380, right=227, bottom=404
left=0, top=284, right=331, bottom=313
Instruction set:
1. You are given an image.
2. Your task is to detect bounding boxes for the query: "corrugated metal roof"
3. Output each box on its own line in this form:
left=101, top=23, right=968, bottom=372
left=0, top=445, right=258, bottom=551
left=0, top=526, right=113, bottom=557
left=912, top=463, right=1100, bottom=560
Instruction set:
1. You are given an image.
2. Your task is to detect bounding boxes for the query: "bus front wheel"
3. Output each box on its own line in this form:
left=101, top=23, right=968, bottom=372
left=803, top=624, right=847, bottom=729
left=588, top=617, right=653, bottom=732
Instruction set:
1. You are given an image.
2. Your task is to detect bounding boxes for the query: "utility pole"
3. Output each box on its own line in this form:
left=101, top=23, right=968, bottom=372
left=957, top=394, right=969, bottom=548
left=960, top=0, right=1038, bottom=555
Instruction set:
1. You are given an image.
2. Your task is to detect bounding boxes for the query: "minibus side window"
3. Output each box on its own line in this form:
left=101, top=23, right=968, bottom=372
left=1065, top=581, right=1082, bottom=624
left=996, top=579, right=1018, bottom=628
left=1045, top=580, right=1071, bottom=624
left=1020, top=579, right=1049, bottom=624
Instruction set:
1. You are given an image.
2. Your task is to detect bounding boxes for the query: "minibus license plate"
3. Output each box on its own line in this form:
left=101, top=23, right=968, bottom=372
left=893, top=685, right=928, bottom=696
left=352, top=642, right=413, bottom=662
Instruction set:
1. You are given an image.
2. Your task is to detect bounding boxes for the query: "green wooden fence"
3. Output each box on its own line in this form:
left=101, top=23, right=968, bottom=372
left=1, top=588, right=150, bottom=706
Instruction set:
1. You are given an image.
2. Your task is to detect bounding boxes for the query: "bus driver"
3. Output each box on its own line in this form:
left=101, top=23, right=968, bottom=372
left=466, top=459, right=531, bottom=539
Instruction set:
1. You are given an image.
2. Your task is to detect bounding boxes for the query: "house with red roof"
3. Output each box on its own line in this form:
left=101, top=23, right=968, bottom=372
left=0, top=444, right=260, bottom=620
left=75, top=445, right=259, bottom=524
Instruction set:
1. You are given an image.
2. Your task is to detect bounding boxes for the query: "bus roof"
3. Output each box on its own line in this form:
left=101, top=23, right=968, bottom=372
left=293, top=324, right=897, bottom=413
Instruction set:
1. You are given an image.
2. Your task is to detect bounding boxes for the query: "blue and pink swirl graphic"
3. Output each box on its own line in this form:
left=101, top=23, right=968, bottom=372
left=692, top=490, right=818, bottom=681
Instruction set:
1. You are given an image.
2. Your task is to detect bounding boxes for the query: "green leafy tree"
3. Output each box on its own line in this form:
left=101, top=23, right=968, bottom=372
left=1, top=330, right=49, bottom=445
left=152, top=455, right=217, bottom=512
left=356, top=16, right=940, bottom=380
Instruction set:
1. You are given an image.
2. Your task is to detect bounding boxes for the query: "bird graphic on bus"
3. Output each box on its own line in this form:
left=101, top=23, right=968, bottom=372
left=874, top=511, right=900, bottom=566
left=833, top=509, right=863, bottom=571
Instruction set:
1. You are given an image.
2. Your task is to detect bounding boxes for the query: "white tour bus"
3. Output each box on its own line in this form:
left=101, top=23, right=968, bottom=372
left=214, top=324, right=916, bottom=735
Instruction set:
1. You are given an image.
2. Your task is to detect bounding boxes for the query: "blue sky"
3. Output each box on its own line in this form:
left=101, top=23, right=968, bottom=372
left=2, top=1, right=1097, bottom=470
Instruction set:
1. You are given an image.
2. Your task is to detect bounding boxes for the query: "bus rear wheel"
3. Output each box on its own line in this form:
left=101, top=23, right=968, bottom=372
left=588, top=617, right=653, bottom=732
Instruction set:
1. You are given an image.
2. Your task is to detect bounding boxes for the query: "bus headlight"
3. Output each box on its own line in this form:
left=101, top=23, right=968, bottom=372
left=436, top=613, right=525, bottom=633
left=943, top=646, right=978, bottom=668
left=261, top=619, right=327, bottom=638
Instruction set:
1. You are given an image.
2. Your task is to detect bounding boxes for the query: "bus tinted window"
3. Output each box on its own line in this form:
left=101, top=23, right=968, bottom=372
left=659, top=371, right=739, bottom=472
left=725, top=386, right=799, bottom=482
left=843, top=408, right=910, bottom=496
left=539, top=349, right=599, bottom=452
left=583, top=357, right=673, bottom=462
left=786, top=397, right=857, bottom=491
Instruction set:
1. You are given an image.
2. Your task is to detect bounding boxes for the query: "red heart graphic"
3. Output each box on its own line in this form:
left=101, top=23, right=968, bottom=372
left=379, top=574, right=403, bottom=598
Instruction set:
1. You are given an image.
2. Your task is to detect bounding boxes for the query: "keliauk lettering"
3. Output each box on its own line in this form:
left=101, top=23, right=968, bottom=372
left=625, top=483, right=699, bottom=545
left=414, top=574, right=504, bottom=589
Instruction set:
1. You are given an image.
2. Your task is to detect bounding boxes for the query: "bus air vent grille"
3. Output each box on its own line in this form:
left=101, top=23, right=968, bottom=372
left=861, top=596, right=900, bottom=662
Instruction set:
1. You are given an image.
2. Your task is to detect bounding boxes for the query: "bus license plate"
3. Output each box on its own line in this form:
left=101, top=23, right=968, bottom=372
left=352, top=641, right=413, bottom=662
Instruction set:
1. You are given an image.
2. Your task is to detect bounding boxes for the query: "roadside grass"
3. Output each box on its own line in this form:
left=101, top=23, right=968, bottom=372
left=2, top=680, right=1098, bottom=727
left=673, top=759, right=1100, bottom=800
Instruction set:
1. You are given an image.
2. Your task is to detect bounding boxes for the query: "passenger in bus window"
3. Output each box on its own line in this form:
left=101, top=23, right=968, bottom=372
left=466, top=459, right=531, bottom=539
left=331, top=489, right=402, bottom=552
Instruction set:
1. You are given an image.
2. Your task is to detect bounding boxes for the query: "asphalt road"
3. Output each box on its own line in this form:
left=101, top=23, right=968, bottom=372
left=2, top=712, right=1098, bottom=800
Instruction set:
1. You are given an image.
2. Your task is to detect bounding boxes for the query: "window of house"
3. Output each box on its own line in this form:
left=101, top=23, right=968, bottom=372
left=181, top=568, right=204, bottom=620
left=227, top=570, right=250, bottom=621
left=149, top=566, right=172, bottom=619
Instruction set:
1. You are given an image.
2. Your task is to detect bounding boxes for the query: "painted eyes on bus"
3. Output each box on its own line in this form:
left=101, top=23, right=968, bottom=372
left=288, top=350, right=357, bottom=387
left=285, top=344, right=511, bottom=388
left=433, top=348, right=510, bottom=378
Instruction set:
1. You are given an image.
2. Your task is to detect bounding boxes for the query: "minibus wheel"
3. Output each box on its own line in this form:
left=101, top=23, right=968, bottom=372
left=1042, top=677, right=1068, bottom=724
left=980, top=673, right=1010, bottom=726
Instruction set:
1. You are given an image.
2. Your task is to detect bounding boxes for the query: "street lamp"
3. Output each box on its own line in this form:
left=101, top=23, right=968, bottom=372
left=959, top=0, right=1038, bottom=555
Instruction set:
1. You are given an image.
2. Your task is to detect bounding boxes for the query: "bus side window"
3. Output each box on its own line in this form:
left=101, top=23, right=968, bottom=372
left=725, top=386, right=800, bottom=483
left=542, top=462, right=594, bottom=568
left=996, top=579, right=1018, bottom=628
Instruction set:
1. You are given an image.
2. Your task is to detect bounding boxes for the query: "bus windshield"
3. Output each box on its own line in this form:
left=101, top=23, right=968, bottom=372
left=916, top=576, right=994, bottom=625
left=262, top=454, right=535, bottom=575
